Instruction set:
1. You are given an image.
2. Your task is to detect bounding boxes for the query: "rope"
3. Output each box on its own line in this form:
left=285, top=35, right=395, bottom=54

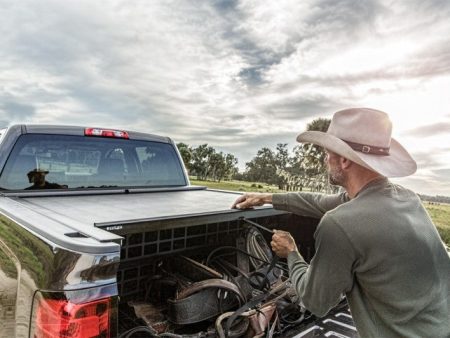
left=246, top=227, right=272, bottom=269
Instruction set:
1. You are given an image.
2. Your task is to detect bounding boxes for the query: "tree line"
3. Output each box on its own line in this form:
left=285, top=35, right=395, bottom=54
left=176, top=143, right=239, bottom=182
left=177, top=117, right=336, bottom=193
left=418, top=194, right=450, bottom=204
left=177, top=116, right=450, bottom=198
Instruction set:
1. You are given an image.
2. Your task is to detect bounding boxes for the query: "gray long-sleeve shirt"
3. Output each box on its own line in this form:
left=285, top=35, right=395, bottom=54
left=272, top=178, right=450, bottom=338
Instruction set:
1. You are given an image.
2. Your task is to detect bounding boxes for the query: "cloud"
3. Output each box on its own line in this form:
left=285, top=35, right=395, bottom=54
left=406, top=123, right=450, bottom=138
left=412, top=151, right=449, bottom=169
left=261, top=94, right=342, bottom=120
left=396, top=148, right=450, bottom=195
left=0, top=101, right=35, bottom=120
left=2, top=0, right=449, bottom=128
left=1, top=0, right=450, bottom=194
left=394, top=173, right=450, bottom=196
left=433, top=168, right=450, bottom=177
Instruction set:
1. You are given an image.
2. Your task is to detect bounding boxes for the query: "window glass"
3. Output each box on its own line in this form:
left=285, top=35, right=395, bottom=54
left=0, top=134, right=186, bottom=190
left=0, top=128, right=7, bottom=143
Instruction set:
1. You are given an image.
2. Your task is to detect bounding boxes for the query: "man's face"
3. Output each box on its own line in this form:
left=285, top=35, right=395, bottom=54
left=325, top=150, right=346, bottom=186
left=28, top=171, right=46, bottom=185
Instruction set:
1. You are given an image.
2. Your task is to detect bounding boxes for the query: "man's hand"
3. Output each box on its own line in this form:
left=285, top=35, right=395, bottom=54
left=271, top=230, right=298, bottom=258
left=231, top=192, right=273, bottom=209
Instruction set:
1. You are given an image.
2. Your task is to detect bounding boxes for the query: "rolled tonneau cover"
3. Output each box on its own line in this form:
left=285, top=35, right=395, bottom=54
left=0, top=188, right=284, bottom=254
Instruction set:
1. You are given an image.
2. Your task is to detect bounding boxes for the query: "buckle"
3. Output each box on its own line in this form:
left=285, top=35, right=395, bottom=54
left=362, top=145, right=371, bottom=153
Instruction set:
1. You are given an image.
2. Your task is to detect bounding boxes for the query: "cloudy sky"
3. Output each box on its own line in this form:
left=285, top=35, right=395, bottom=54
left=1, top=0, right=450, bottom=195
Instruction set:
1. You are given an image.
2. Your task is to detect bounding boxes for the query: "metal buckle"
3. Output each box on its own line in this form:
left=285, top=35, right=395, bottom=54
left=362, top=145, right=371, bottom=153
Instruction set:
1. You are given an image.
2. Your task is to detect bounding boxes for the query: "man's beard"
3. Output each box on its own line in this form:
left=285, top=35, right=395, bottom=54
left=328, top=166, right=346, bottom=186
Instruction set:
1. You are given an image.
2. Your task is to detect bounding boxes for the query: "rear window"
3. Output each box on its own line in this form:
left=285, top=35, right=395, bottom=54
left=0, top=128, right=6, bottom=143
left=0, top=134, right=187, bottom=190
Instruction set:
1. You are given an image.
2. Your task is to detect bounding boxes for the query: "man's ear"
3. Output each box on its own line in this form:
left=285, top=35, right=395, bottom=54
left=340, top=156, right=352, bottom=170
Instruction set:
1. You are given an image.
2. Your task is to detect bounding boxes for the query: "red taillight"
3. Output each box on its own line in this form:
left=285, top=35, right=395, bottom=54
left=84, top=128, right=129, bottom=139
left=34, top=297, right=111, bottom=338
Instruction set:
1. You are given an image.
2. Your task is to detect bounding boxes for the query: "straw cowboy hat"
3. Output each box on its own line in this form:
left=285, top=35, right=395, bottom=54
left=297, top=108, right=417, bottom=177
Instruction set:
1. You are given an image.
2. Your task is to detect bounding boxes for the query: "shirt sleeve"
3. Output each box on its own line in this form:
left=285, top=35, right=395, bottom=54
left=287, top=215, right=356, bottom=317
left=272, top=191, right=349, bottom=218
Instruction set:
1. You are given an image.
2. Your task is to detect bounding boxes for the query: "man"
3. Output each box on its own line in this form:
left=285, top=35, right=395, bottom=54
left=232, top=108, right=450, bottom=338
left=26, top=168, right=66, bottom=189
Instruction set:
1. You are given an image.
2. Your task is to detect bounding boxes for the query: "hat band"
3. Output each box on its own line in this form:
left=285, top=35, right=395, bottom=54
left=343, top=139, right=390, bottom=156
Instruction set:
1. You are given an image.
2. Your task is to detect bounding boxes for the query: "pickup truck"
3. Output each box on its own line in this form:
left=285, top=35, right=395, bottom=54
left=0, top=125, right=358, bottom=338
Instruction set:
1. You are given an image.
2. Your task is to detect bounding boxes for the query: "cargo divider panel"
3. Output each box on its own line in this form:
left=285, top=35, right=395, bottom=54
left=114, top=215, right=287, bottom=299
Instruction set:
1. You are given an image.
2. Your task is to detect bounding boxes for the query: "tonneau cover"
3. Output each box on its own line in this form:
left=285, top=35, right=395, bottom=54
left=16, top=189, right=258, bottom=225
left=0, top=189, right=282, bottom=254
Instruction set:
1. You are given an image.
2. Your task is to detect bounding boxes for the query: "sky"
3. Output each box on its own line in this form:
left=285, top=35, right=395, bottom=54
left=1, top=0, right=449, bottom=196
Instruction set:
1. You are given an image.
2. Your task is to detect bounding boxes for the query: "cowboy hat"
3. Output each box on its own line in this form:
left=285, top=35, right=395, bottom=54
left=27, top=168, right=49, bottom=175
left=27, top=168, right=49, bottom=182
left=296, top=108, right=417, bottom=177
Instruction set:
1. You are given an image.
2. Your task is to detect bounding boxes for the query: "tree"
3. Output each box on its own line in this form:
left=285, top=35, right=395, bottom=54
left=294, top=117, right=332, bottom=192
left=176, top=143, right=192, bottom=172
left=223, top=153, right=238, bottom=181
left=189, top=144, right=238, bottom=182
left=275, top=143, right=289, bottom=169
left=272, top=118, right=333, bottom=192
left=210, top=152, right=238, bottom=182
left=208, top=152, right=225, bottom=182
left=274, top=143, right=289, bottom=189
left=244, top=147, right=277, bottom=185
left=190, top=144, right=215, bottom=180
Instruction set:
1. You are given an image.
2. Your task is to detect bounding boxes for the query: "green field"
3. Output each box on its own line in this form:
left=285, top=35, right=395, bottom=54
left=424, top=203, right=450, bottom=246
left=190, top=179, right=283, bottom=193
left=191, top=179, right=450, bottom=246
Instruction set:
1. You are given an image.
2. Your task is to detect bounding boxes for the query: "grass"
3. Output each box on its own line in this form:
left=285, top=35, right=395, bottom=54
left=0, top=216, right=53, bottom=284
left=423, top=203, right=450, bottom=246
left=190, top=179, right=283, bottom=193
left=192, top=178, right=450, bottom=246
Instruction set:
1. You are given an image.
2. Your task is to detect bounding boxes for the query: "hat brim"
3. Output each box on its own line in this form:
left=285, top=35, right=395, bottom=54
left=297, top=131, right=417, bottom=177
left=27, top=170, right=49, bottom=175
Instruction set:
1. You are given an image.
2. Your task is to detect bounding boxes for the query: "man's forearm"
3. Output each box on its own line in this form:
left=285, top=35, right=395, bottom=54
left=232, top=192, right=273, bottom=209
left=261, top=193, right=273, bottom=204
left=272, top=192, right=348, bottom=218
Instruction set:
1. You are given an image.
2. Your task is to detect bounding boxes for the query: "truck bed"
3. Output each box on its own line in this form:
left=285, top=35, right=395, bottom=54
left=0, top=187, right=283, bottom=254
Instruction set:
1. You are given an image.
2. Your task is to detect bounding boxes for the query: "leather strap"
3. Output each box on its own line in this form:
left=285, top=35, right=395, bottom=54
left=258, top=256, right=279, bottom=290
left=343, top=139, right=390, bottom=156
left=225, top=282, right=289, bottom=335
left=225, top=291, right=270, bottom=335
left=177, top=279, right=244, bottom=300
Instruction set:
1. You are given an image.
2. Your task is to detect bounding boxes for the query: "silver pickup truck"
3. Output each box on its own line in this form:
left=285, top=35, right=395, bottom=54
left=0, top=125, right=358, bottom=338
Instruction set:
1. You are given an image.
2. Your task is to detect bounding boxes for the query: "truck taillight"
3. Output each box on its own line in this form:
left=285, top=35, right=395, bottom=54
left=34, top=298, right=111, bottom=338
left=84, top=128, right=129, bottom=139
left=31, top=286, right=117, bottom=338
